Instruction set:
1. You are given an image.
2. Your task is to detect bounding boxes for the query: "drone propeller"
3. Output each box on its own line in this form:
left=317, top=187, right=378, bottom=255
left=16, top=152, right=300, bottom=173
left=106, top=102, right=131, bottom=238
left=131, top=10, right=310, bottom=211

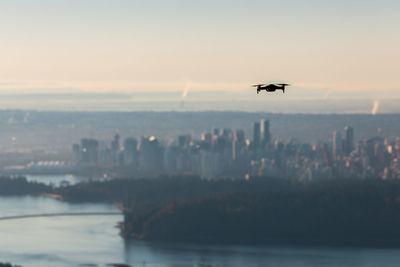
left=277, top=83, right=290, bottom=86
left=252, top=84, right=265, bottom=87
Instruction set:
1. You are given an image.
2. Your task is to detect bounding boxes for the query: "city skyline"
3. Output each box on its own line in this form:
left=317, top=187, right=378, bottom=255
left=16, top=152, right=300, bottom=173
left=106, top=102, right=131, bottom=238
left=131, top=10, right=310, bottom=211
left=63, top=119, right=400, bottom=181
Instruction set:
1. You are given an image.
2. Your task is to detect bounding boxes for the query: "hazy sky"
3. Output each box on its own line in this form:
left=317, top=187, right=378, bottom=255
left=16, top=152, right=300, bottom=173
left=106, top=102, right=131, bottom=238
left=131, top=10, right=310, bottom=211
left=0, top=0, right=399, bottom=96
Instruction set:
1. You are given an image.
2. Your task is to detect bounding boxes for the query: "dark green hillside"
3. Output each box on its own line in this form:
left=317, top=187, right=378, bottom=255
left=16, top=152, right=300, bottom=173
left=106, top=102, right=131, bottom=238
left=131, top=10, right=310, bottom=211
left=123, top=178, right=400, bottom=247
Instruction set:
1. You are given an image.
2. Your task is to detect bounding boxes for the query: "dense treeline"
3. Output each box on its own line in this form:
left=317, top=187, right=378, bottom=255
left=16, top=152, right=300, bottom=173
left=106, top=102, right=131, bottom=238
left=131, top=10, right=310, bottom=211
left=0, top=176, right=51, bottom=196
left=3, top=174, right=400, bottom=246
left=57, top=175, right=296, bottom=205
left=122, top=178, right=400, bottom=247
left=0, top=174, right=296, bottom=203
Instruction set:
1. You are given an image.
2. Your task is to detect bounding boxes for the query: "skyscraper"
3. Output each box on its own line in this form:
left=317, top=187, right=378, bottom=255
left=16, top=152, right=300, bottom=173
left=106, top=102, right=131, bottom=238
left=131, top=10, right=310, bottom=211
left=212, top=128, right=220, bottom=136
left=232, top=130, right=245, bottom=159
left=261, top=119, right=271, bottom=147
left=344, top=126, right=354, bottom=156
left=178, top=134, right=191, bottom=148
left=139, top=136, right=164, bottom=171
left=72, top=144, right=81, bottom=164
left=111, top=134, right=120, bottom=152
left=81, top=138, right=99, bottom=165
left=124, top=137, right=139, bottom=167
left=253, top=122, right=261, bottom=150
left=333, top=131, right=342, bottom=160
left=111, top=134, right=120, bottom=164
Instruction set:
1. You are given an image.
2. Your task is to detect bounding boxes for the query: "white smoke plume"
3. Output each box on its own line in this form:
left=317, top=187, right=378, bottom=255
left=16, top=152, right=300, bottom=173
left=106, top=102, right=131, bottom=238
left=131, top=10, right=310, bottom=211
left=371, top=100, right=379, bottom=115
left=180, top=82, right=191, bottom=108
left=181, top=84, right=189, bottom=100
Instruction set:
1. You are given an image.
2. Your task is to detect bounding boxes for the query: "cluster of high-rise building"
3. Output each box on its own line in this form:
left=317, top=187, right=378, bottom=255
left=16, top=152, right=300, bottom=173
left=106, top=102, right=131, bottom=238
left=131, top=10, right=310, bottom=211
left=72, top=120, right=400, bottom=180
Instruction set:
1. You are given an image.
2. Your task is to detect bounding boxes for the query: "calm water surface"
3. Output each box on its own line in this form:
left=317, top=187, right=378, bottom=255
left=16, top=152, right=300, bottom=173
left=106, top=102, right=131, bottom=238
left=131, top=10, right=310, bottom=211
left=1, top=175, right=400, bottom=266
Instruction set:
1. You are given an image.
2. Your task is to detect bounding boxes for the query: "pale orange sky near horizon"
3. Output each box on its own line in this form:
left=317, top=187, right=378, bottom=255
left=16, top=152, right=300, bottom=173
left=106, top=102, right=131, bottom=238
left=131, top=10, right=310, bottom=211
left=0, top=0, right=399, bottom=97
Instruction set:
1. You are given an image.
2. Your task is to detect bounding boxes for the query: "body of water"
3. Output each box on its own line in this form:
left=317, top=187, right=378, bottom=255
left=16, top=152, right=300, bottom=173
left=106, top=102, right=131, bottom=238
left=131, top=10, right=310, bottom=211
left=0, top=196, right=123, bottom=267
left=1, top=176, right=400, bottom=266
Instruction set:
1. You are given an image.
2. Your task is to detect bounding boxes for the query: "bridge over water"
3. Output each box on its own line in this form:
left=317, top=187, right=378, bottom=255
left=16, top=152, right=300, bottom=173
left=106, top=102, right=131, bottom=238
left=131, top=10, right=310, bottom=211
left=0, top=212, right=123, bottom=221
